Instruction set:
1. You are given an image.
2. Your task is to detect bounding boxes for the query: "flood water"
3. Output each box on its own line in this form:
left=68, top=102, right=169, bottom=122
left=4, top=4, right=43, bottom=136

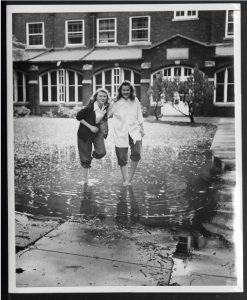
left=14, top=138, right=227, bottom=233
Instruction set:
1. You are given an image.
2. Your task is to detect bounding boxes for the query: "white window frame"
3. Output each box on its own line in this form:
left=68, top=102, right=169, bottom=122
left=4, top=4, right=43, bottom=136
left=129, top=16, right=151, bottom=45
left=214, top=67, right=234, bottom=106
left=13, top=71, right=28, bottom=103
left=65, top=20, right=85, bottom=47
left=96, top=18, right=117, bottom=46
left=39, top=69, right=83, bottom=104
left=150, top=66, right=194, bottom=105
left=225, top=10, right=234, bottom=38
left=93, top=68, right=141, bottom=98
left=173, top=10, right=199, bottom=21
left=26, top=22, right=45, bottom=48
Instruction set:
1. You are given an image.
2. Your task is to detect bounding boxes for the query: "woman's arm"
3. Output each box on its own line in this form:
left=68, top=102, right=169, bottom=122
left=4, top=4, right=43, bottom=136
left=107, top=98, right=117, bottom=118
left=136, top=99, right=145, bottom=137
left=80, top=119, right=99, bottom=133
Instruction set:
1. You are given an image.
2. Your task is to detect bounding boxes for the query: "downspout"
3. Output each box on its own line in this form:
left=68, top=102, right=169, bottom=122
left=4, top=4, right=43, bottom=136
left=80, top=12, right=96, bottom=61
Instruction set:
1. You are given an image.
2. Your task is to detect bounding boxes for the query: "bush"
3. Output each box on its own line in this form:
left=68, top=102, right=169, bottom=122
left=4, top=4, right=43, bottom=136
left=57, top=104, right=82, bottom=118
left=14, top=106, right=31, bottom=117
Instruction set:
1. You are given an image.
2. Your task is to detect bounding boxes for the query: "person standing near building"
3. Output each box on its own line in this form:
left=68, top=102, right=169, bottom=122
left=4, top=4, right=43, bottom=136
left=76, top=88, right=110, bottom=184
left=108, top=81, right=145, bottom=186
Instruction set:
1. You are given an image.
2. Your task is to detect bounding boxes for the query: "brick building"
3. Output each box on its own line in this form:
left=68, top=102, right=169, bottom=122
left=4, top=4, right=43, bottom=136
left=12, top=9, right=235, bottom=116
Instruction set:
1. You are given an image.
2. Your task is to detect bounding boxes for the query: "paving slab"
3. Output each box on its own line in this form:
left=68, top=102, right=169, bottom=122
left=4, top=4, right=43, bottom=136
left=170, top=239, right=237, bottom=286
left=16, top=221, right=175, bottom=287
left=15, top=212, right=61, bottom=251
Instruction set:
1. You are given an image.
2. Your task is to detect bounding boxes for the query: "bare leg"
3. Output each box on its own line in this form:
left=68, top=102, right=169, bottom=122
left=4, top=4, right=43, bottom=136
left=129, top=160, right=139, bottom=183
left=82, top=167, right=89, bottom=184
left=120, top=165, right=129, bottom=186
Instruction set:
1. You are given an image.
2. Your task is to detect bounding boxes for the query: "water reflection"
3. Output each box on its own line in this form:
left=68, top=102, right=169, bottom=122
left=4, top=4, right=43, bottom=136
left=115, top=186, right=140, bottom=226
left=79, top=184, right=106, bottom=220
left=14, top=139, right=231, bottom=234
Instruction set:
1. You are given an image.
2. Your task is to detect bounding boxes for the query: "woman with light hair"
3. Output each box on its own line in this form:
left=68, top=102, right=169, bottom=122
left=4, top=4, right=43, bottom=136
left=76, top=88, right=110, bottom=184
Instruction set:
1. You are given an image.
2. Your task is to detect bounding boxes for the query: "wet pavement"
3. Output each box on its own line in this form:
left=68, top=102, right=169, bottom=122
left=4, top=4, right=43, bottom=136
left=13, top=116, right=237, bottom=288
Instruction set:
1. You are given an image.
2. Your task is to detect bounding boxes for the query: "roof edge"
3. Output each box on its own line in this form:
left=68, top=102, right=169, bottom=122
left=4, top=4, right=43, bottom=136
left=146, top=34, right=216, bottom=50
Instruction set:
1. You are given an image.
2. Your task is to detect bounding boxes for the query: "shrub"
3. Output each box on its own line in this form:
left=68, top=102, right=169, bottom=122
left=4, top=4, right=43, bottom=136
left=57, top=104, right=82, bottom=118
left=14, top=106, right=31, bottom=117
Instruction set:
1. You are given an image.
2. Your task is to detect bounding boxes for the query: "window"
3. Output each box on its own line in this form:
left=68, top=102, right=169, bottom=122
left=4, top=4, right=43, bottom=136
left=97, top=18, right=117, bottom=45
left=225, top=10, right=234, bottom=38
left=215, top=67, right=234, bottom=104
left=151, top=66, right=194, bottom=105
left=39, top=69, right=83, bottom=103
left=173, top=10, right=198, bottom=21
left=26, top=22, right=45, bottom=47
left=13, top=71, right=29, bottom=102
left=151, top=66, right=193, bottom=84
left=94, top=68, right=141, bottom=98
left=129, top=16, right=150, bottom=43
left=66, top=20, right=84, bottom=46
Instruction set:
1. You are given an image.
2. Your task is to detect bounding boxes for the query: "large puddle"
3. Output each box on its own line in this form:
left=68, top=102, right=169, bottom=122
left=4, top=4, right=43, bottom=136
left=14, top=140, right=229, bottom=233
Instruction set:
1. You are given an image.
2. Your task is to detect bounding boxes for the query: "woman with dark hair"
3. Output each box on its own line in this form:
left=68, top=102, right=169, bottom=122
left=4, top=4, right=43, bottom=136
left=108, top=80, right=145, bottom=186
left=76, top=88, right=110, bottom=184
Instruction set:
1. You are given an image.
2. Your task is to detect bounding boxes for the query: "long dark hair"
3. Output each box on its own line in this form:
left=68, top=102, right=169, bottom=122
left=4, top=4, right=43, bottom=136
left=117, top=80, right=135, bottom=101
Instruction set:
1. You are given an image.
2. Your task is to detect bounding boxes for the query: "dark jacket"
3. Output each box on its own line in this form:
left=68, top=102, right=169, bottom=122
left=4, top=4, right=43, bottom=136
left=76, top=101, right=109, bottom=141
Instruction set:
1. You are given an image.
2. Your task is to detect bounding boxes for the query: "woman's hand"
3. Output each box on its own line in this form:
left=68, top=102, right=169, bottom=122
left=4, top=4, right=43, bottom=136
left=90, top=126, right=99, bottom=133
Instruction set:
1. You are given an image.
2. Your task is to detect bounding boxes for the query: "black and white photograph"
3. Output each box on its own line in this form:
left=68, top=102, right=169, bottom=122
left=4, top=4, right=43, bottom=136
left=6, top=2, right=243, bottom=293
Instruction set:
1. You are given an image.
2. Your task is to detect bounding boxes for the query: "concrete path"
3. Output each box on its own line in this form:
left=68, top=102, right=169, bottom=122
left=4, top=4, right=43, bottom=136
left=16, top=221, right=175, bottom=287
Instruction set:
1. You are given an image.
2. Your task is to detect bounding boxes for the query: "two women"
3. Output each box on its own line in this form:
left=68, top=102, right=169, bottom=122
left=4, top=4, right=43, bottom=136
left=76, top=81, right=144, bottom=186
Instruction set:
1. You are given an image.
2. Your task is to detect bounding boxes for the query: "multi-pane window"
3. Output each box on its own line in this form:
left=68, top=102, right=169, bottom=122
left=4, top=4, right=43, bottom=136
left=151, top=66, right=194, bottom=105
left=225, top=10, right=234, bottom=38
left=66, top=20, right=84, bottom=45
left=215, top=67, right=234, bottom=103
left=26, top=22, right=44, bottom=47
left=173, top=10, right=198, bottom=20
left=39, top=69, right=83, bottom=103
left=130, top=16, right=150, bottom=43
left=94, top=68, right=141, bottom=99
left=13, top=71, right=29, bottom=102
left=97, top=18, right=116, bottom=45
left=151, top=66, right=193, bottom=84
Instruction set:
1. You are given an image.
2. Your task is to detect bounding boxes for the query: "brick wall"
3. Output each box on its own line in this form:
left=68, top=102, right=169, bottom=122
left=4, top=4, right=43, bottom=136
left=143, top=36, right=215, bottom=73
left=13, top=10, right=229, bottom=49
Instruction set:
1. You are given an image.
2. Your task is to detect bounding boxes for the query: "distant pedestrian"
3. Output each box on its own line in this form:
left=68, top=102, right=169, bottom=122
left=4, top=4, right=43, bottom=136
left=108, top=81, right=145, bottom=186
left=76, top=88, right=110, bottom=184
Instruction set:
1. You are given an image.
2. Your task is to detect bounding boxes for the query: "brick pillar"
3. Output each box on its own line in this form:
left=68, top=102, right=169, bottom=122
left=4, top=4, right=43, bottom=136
left=28, top=65, right=40, bottom=115
left=82, top=64, right=93, bottom=106
left=140, top=62, right=151, bottom=117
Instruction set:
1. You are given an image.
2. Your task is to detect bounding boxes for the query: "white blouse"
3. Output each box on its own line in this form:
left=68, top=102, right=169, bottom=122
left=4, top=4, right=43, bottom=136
left=108, top=97, right=144, bottom=147
left=94, top=101, right=106, bottom=124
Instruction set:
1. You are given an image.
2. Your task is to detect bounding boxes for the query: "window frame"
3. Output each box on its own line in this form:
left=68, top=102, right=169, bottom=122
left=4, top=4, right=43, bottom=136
left=13, top=70, right=29, bottom=103
left=129, top=15, right=151, bottom=45
left=225, top=10, right=234, bottom=38
left=93, top=68, right=141, bottom=98
left=214, top=66, right=234, bottom=105
left=173, top=10, right=199, bottom=21
left=39, top=69, right=83, bottom=104
left=96, top=17, right=117, bottom=46
left=65, top=19, right=85, bottom=47
left=26, top=22, right=45, bottom=48
left=150, top=66, right=194, bottom=105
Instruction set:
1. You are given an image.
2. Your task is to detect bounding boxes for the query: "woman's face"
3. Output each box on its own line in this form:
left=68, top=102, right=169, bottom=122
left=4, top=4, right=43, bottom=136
left=96, top=91, right=108, bottom=108
left=121, top=85, right=131, bottom=100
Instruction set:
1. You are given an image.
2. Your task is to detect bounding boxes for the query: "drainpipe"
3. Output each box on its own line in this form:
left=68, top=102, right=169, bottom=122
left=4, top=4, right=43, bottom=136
left=50, top=13, right=55, bottom=49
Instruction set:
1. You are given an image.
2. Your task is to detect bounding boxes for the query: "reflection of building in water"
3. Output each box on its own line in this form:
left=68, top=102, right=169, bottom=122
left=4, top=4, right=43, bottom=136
left=48, top=144, right=78, bottom=164
left=115, top=186, right=140, bottom=225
